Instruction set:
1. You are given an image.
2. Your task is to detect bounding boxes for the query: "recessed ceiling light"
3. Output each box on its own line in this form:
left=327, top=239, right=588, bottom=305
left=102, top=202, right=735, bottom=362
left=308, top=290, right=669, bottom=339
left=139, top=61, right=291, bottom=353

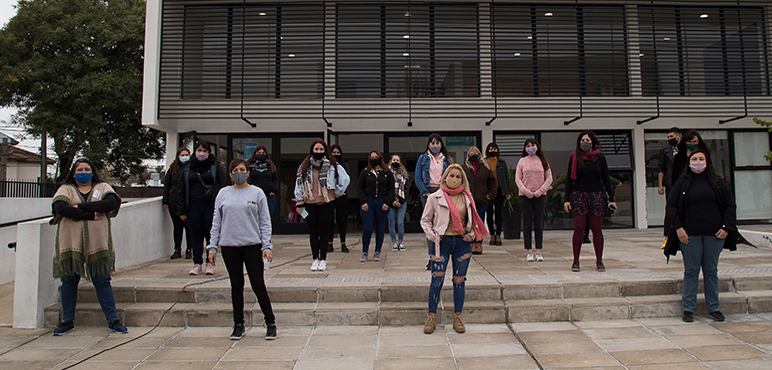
left=639, top=53, right=645, bottom=57
left=288, top=54, right=295, bottom=58
left=403, top=35, right=410, bottom=39
left=664, top=37, right=671, bottom=41
left=404, top=12, right=411, bottom=17
left=700, top=14, right=708, bottom=18
left=403, top=53, right=410, bottom=57
left=527, top=36, right=533, bottom=39
left=259, top=12, right=266, bottom=16
left=544, top=12, right=553, bottom=17
left=514, top=53, right=521, bottom=56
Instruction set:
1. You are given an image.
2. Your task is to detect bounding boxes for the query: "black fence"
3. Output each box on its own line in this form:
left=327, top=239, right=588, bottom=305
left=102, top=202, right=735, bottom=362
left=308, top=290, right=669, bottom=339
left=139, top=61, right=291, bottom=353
left=0, top=179, right=57, bottom=198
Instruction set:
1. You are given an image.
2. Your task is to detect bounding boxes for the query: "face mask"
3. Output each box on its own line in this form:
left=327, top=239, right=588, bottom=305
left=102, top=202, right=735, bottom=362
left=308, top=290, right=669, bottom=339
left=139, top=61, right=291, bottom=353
left=391, top=162, right=400, bottom=168
left=526, top=147, right=538, bottom=156
left=690, top=161, right=707, bottom=174
left=370, top=157, right=381, bottom=166
left=74, top=173, right=92, bottom=184
left=195, top=152, right=209, bottom=161
left=487, top=151, right=498, bottom=158
left=469, top=155, right=479, bottom=162
left=580, top=142, right=593, bottom=152
left=332, top=155, right=341, bottom=161
left=429, top=146, right=441, bottom=154
left=668, top=138, right=678, bottom=147
left=179, top=156, right=190, bottom=163
left=231, top=172, right=248, bottom=185
left=255, top=155, right=267, bottom=162
left=686, top=143, right=699, bottom=151
left=312, top=152, right=325, bottom=161
left=445, top=176, right=462, bottom=189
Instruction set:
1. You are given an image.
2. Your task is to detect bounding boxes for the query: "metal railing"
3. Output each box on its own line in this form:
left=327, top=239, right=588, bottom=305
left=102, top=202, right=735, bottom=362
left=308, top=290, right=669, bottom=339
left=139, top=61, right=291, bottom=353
left=0, top=179, right=56, bottom=198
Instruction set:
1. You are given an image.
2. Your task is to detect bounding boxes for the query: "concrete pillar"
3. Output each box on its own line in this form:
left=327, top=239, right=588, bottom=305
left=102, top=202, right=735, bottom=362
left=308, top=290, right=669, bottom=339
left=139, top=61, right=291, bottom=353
left=165, top=131, right=179, bottom=169
left=632, top=126, right=648, bottom=230
left=13, top=219, right=58, bottom=329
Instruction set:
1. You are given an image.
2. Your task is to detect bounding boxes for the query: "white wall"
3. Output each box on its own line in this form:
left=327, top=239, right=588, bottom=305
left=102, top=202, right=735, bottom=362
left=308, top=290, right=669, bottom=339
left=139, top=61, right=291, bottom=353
left=0, top=198, right=53, bottom=225
left=0, top=226, right=17, bottom=285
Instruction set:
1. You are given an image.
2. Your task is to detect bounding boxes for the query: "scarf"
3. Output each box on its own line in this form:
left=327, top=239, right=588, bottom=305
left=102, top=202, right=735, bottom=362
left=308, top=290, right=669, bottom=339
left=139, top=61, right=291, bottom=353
left=440, top=183, right=490, bottom=242
left=392, top=168, right=406, bottom=200
left=296, top=157, right=332, bottom=202
left=473, top=161, right=479, bottom=175
left=570, top=149, right=601, bottom=180
left=249, top=158, right=269, bottom=171
left=191, top=155, right=214, bottom=173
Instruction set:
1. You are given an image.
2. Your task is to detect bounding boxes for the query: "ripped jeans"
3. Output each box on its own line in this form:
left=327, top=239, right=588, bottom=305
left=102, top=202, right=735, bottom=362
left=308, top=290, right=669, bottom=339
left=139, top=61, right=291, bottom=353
left=428, top=235, right=472, bottom=313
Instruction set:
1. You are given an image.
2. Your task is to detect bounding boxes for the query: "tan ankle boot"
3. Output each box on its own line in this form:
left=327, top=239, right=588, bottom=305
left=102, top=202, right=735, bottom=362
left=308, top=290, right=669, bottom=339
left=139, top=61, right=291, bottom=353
left=478, top=242, right=483, bottom=254
left=453, top=312, right=465, bottom=333
left=489, top=236, right=496, bottom=246
left=424, top=313, right=436, bottom=334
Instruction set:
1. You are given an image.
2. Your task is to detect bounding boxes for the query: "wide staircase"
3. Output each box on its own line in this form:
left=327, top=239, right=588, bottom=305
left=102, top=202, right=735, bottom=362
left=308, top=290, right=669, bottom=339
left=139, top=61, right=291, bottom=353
left=44, top=231, right=772, bottom=327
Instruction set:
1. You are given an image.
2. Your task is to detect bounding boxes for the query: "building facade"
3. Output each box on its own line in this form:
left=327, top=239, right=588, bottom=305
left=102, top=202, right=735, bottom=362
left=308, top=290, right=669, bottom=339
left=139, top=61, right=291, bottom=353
left=143, top=0, right=772, bottom=233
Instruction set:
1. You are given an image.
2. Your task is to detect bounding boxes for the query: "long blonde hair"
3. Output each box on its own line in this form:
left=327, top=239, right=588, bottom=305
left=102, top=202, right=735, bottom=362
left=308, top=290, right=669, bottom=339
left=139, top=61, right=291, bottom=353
left=440, top=164, right=470, bottom=190
left=389, top=153, right=409, bottom=180
left=464, top=146, right=491, bottom=170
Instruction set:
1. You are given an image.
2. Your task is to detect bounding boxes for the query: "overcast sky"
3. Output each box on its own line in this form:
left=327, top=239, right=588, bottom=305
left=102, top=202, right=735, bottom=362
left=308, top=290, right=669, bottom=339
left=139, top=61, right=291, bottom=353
left=0, top=1, right=26, bottom=149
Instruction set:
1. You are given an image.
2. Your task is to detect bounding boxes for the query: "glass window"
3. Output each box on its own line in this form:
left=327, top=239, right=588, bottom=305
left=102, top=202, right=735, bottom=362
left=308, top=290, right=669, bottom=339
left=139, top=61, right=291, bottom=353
left=698, top=130, right=731, bottom=184
left=644, top=132, right=669, bottom=227
left=232, top=137, right=273, bottom=160
left=735, top=171, right=772, bottom=220
left=734, top=131, right=771, bottom=167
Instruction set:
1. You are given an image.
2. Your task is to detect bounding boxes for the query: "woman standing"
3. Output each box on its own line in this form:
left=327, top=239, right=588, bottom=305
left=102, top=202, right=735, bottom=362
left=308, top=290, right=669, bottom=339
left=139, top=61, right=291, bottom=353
left=563, top=131, right=616, bottom=272
left=516, top=139, right=553, bottom=262
left=670, top=130, right=711, bottom=189
left=294, top=139, right=350, bottom=271
left=328, top=144, right=350, bottom=253
left=358, top=150, right=395, bottom=262
left=388, top=154, right=408, bottom=252
left=485, top=143, right=513, bottom=246
left=51, top=158, right=127, bottom=335
left=462, top=146, right=497, bottom=254
left=665, top=150, right=736, bottom=323
left=247, top=146, right=280, bottom=220
left=163, top=147, right=192, bottom=259
left=415, top=133, right=452, bottom=268
left=421, top=164, right=488, bottom=334
left=177, top=140, right=227, bottom=276
left=207, top=159, right=277, bottom=340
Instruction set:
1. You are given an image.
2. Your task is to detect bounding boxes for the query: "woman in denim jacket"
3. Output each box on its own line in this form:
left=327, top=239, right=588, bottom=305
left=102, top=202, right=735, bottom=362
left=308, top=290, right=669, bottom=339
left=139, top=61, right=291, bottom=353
left=415, top=133, right=452, bottom=268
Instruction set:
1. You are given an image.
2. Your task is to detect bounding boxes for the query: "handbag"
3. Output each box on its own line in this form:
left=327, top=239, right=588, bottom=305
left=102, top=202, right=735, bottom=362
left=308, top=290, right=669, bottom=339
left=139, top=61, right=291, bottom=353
left=196, top=171, right=214, bottom=200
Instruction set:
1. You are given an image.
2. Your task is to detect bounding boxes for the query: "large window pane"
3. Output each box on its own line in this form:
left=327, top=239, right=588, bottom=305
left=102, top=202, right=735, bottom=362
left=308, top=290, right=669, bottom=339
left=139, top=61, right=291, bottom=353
left=735, top=170, right=772, bottom=220
left=734, top=131, right=771, bottom=167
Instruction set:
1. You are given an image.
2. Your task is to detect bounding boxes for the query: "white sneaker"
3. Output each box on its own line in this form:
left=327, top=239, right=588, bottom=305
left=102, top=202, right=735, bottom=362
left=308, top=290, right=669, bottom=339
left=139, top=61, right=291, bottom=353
left=318, top=260, right=327, bottom=271
left=399, top=243, right=406, bottom=251
left=526, top=253, right=535, bottom=262
left=205, top=263, right=215, bottom=275
left=392, top=243, right=399, bottom=252
left=535, top=253, right=544, bottom=262
left=189, top=264, right=203, bottom=275
left=311, top=259, right=320, bottom=271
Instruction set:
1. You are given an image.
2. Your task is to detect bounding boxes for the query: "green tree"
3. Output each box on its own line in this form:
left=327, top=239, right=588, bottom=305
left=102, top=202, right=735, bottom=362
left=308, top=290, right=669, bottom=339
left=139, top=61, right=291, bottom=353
left=0, top=0, right=164, bottom=183
left=754, top=118, right=772, bottom=161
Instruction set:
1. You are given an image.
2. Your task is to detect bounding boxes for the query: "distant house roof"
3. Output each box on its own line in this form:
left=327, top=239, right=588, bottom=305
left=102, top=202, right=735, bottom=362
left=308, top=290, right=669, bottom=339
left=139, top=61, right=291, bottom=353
left=8, top=145, right=56, bottom=165
left=0, top=131, right=20, bottom=146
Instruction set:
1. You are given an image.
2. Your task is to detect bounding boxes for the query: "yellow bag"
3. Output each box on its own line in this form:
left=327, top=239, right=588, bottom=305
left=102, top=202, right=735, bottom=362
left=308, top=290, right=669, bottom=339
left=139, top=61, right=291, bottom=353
left=661, top=237, right=668, bottom=249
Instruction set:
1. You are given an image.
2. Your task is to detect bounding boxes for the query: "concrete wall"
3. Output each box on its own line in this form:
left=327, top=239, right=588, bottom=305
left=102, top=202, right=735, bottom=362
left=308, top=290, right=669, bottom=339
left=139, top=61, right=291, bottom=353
left=0, top=226, right=17, bottom=285
left=0, top=198, right=53, bottom=225
left=13, top=196, right=173, bottom=329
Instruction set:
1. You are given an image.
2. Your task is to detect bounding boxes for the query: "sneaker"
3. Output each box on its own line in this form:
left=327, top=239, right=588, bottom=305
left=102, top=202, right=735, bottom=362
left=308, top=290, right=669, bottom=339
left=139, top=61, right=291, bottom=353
left=109, top=320, right=128, bottom=334
left=596, top=261, right=605, bottom=272
left=526, top=253, right=535, bottom=262
left=392, top=243, right=399, bottom=252
left=399, top=243, right=406, bottom=252
left=265, top=323, right=277, bottom=340
left=230, top=323, right=245, bottom=340
left=189, top=264, right=203, bottom=275
left=373, top=252, right=381, bottom=262
left=185, top=250, right=192, bottom=259
left=360, top=253, right=368, bottom=262
left=205, top=262, right=215, bottom=275
left=710, top=311, right=726, bottom=322
left=171, top=251, right=182, bottom=260
left=683, top=311, right=694, bottom=322
left=53, top=321, right=74, bottom=336
left=311, top=259, right=320, bottom=271
left=535, top=252, right=544, bottom=262
left=318, top=260, right=327, bottom=271
left=341, top=244, right=349, bottom=253
left=571, top=261, right=580, bottom=272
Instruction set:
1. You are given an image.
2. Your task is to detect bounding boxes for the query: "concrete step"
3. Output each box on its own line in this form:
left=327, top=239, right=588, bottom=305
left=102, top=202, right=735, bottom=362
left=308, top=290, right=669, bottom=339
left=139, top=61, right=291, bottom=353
left=45, top=291, right=772, bottom=327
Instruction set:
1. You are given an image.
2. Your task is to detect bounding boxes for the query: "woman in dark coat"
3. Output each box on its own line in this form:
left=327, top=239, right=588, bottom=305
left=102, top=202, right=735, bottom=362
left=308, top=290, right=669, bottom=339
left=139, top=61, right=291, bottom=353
left=163, top=147, right=192, bottom=259
left=246, top=145, right=280, bottom=219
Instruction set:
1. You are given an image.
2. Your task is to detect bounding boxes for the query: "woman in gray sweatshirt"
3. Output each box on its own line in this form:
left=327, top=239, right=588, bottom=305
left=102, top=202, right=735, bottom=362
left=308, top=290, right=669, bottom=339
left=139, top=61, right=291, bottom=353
left=207, top=159, right=276, bottom=340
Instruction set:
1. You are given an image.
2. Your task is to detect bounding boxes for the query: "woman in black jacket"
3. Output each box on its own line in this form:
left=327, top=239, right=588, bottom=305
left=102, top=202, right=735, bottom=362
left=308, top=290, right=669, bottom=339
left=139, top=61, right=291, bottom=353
left=665, top=150, right=736, bottom=323
left=357, top=150, right=395, bottom=262
left=484, top=142, right=513, bottom=246
left=177, top=140, right=227, bottom=276
left=246, top=145, right=280, bottom=220
left=163, top=147, right=192, bottom=259
left=328, top=144, right=350, bottom=253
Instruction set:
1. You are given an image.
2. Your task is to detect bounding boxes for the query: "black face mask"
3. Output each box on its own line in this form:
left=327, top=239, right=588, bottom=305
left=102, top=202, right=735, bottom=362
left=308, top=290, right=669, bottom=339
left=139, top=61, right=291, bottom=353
left=668, top=138, right=678, bottom=147
left=391, top=162, right=400, bottom=168
left=255, top=154, right=267, bottom=162
left=469, top=155, right=479, bottom=162
left=312, top=153, right=325, bottom=161
left=487, top=151, right=498, bottom=158
left=332, top=155, right=341, bottom=161
left=370, top=157, right=381, bottom=166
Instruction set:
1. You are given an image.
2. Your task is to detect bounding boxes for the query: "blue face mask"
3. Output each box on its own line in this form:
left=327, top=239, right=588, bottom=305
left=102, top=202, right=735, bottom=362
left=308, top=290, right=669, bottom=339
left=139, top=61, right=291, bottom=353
left=74, top=173, right=92, bottom=184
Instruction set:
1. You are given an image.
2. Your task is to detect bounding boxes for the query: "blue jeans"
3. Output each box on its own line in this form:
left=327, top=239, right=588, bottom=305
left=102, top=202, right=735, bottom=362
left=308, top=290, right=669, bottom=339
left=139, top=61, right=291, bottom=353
left=360, top=198, right=388, bottom=254
left=680, top=235, right=724, bottom=313
left=475, top=203, right=488, bottom=226
left=61, top=273, right=118, bottom=324
left=266, top=193, right=276, bottom=220
left=388, top=202, right=406, bottom=242
left=428, top=235, right=472, bottom=313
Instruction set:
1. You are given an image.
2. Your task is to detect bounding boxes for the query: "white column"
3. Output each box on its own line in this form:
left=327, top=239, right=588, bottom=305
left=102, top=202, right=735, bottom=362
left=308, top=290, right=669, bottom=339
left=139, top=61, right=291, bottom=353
left=14, top=220, right=58, bottom=329
left=632, top=126, right=648, bottom=229
left=165, top=131, right=179, bottom=170
left=142, top=0, right=163, bottom=128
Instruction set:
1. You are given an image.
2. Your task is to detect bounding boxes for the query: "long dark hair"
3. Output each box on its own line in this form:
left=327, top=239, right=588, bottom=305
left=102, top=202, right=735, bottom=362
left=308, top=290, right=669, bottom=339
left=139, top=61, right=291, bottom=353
left=330, top=144, right=345, bottom=163
left=521, top=139, right=550, bottom=171
left=246, top=145, right=276, bottom=172
left=682, top=150, right=723, bottom=183
left=169, top=147, right=190, bottom=176
left=485, top=142, right=499, bottom=158
left=64, top=158, right=103, bottom=186
left=192, top=140, right=214, bottom=164
left=425, top=133, right=453, bottom=163
left=677, top=130, right=711, bottom=156
left=300, top=138, right=339, bottom=177
left=366, top=149, right=389, bottom=172
left=575, top=130, right=601, bottom=169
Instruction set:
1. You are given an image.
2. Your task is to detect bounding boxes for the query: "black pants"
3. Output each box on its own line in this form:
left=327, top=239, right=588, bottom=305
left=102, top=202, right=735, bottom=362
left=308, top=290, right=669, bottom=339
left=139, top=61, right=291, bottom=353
left=520, top=195, right=547, bottom=250
left=306, top=202, right=334, bottom=260
left=168, top=204, right=191, bottom=253
left=186, top=203, right=213, bottom=265
left=221, top=245, right=275, bottom=326
left=328, top=194, right=348, bottom=244
left=487, top=188, right=505, bottom=235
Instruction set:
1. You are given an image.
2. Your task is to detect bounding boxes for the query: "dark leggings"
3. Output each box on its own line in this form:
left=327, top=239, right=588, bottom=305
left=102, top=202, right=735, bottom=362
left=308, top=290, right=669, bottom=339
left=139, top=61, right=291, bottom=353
left=186, top=203, right=213, bottom=265
left=572, top=214, right=604, bottom=261
left=221, top=245, right=275, bottom=326
left=306, top=202, right=334, bottom=260
left=487, top=188, right=505, bottom=235
left=520, top=195, right=547, bottom=250
left=328, top=194, right=348, bottom=244
left=168, top=205, right=191, bottom=253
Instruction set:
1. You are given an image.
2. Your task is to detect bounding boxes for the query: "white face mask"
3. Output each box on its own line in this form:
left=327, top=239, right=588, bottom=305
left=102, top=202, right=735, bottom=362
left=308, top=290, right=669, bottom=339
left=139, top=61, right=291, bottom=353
left=445, top=176, right=462, bottom=189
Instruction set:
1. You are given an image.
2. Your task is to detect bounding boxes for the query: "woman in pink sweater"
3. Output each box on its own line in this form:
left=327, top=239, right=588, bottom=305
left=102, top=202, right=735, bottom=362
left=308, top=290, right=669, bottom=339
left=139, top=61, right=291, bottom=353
left=515, top=139, right=553, bottom=262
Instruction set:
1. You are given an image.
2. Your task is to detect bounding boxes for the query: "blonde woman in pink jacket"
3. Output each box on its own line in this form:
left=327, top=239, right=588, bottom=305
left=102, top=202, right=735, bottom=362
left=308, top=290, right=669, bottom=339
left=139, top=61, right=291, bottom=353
left=420, top=164, right=488, bottom=335
left=515, top=139, right=553, bottom=262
